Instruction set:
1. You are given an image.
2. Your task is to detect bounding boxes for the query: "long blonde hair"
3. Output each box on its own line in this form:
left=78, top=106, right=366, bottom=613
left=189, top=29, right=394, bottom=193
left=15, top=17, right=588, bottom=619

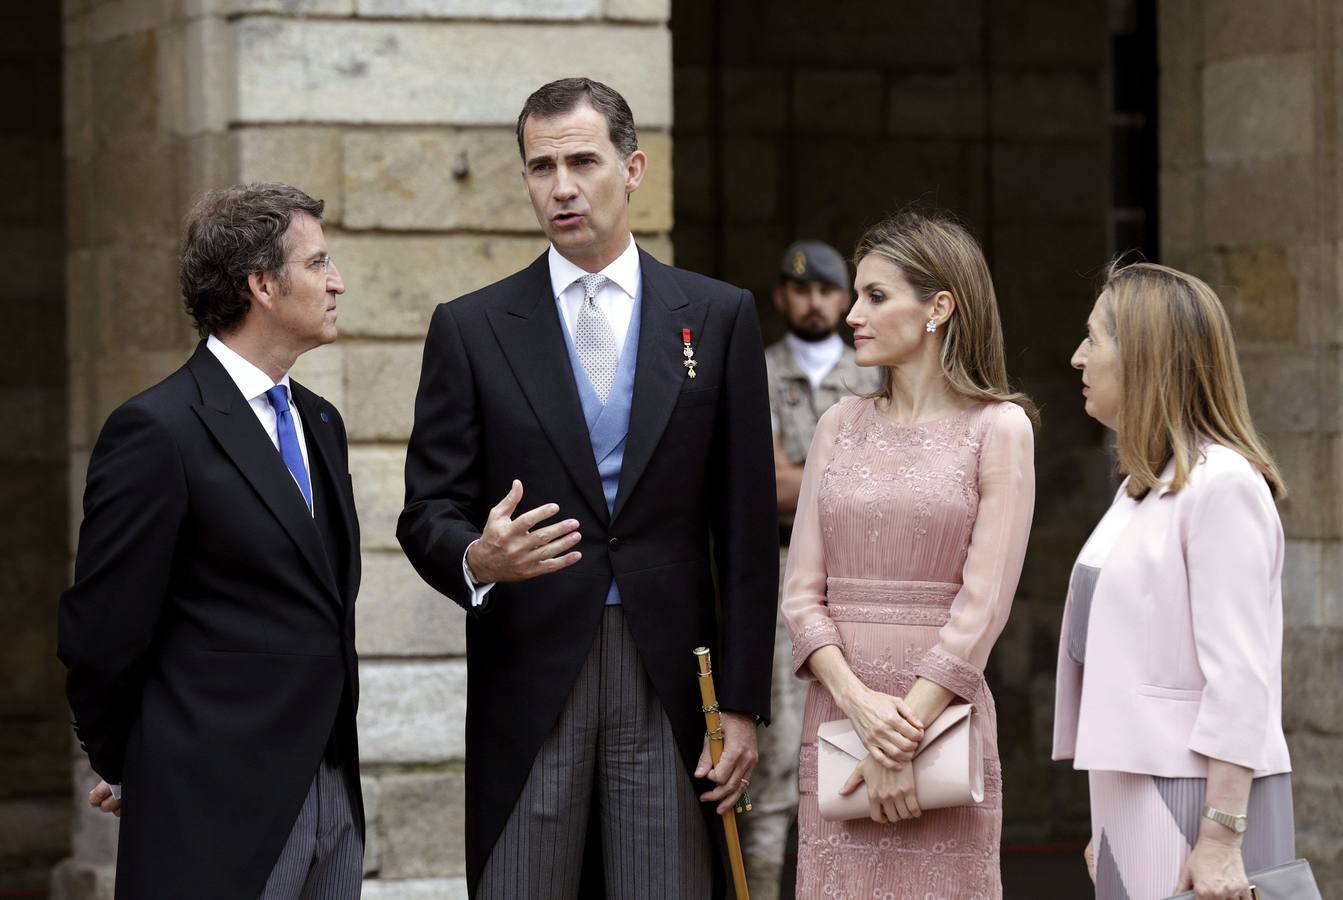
left=1099, top=261, right=1284, bottom=499
left=854, top=211, right=1038, bottom=427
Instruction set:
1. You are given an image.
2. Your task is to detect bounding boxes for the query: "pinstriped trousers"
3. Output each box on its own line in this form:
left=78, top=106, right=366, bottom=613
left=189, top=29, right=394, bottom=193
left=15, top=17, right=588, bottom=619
left=477, top=605, right=713, bottom=899
left=257, top=760, right=363, bottom=900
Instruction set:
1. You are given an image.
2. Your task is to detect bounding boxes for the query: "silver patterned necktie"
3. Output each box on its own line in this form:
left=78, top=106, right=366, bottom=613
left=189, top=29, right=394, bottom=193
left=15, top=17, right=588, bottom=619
left=574, top=273, right=618, bottom=404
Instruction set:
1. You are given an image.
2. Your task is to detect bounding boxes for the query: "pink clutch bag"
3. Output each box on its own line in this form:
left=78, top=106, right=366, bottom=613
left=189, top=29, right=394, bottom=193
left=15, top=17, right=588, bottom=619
left=816, top=703, right=984, bottom=821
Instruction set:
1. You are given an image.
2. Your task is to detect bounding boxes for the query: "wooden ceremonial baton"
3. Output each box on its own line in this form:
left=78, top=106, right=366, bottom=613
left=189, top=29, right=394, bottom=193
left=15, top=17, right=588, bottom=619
left=694, top=647, right=750, bottom=900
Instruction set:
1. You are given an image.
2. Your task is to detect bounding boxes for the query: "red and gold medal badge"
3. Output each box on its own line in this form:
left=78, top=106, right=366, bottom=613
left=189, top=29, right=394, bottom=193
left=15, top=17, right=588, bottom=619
left=681, top=328, right=698, bottom=379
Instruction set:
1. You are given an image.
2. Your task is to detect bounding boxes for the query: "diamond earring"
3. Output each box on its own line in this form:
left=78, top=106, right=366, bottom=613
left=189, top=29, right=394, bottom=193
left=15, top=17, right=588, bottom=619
left=925, top=319, right=938, bottom=334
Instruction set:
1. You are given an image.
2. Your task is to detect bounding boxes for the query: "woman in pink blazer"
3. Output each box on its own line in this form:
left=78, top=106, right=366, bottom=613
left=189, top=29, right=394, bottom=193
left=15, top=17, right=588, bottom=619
left=1053, top=262, right=1293, bottom=900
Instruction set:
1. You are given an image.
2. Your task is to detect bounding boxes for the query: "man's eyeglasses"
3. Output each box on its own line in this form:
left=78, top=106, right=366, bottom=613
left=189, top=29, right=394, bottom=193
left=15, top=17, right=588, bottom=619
left=284, top=255, right=334, bottom=275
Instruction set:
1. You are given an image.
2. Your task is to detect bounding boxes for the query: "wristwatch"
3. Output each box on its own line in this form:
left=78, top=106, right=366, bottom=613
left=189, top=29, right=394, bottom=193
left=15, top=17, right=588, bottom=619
left=1202, top=804, right=1248, bottom=834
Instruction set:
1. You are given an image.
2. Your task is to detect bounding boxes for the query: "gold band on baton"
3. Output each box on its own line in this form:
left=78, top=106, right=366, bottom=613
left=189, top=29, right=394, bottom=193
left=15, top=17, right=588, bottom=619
left=694, top=647, right=750, bottom=900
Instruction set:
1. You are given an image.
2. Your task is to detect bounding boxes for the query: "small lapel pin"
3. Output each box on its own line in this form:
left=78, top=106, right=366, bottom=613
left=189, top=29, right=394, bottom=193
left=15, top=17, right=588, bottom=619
left=681, top=328, right=698, bottom=379
left=320, top=412, right=330, bottom=424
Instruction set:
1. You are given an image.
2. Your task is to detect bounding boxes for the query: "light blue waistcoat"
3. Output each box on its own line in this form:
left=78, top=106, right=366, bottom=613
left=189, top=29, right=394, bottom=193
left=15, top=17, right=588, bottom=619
left=558, top=286, right=642, bottom=605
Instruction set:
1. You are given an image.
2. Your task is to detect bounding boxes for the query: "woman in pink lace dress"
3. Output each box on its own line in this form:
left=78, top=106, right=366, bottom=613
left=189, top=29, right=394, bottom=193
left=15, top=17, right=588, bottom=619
left=782, top=211, right=1036, bottom=899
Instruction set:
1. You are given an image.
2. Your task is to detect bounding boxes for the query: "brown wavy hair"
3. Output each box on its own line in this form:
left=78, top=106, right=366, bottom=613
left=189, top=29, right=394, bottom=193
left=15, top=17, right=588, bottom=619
left=1098, top=261, right=1284, bottom=499
left=853, top=210, right=1038, bottom=427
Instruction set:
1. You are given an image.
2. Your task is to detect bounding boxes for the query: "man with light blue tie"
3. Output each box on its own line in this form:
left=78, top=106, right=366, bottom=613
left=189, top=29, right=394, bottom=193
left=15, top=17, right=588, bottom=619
left=399, top=78, right=779, bottom=898
left=58, top=183, right=365, bottom=900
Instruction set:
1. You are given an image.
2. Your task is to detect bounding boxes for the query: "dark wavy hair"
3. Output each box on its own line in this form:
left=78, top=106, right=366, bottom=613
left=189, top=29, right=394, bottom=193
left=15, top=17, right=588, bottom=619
left=178, top=183, right=325, bottom=338
left=515, top=77, right=639, bottom=161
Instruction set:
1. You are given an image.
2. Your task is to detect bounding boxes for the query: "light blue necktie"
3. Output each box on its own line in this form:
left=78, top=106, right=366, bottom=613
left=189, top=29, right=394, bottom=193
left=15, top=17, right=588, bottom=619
left=264, top=384, right=312, bottom=512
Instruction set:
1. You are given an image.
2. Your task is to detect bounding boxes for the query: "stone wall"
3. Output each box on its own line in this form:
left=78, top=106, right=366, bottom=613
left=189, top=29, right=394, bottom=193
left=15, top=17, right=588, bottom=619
left=671, top=0, right=1117, bottom=850
left=0, top=2, right=70, bottom=892
left=54, top=0, right=672, bottom=896
left=1160, top=0, right=1343, bottom=890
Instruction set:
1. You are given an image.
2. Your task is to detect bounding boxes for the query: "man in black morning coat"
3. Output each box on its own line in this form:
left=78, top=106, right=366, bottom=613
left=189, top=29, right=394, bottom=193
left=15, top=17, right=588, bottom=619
left=58, top=184, right=364, bottom=899
left=398, top=78, right=778, bottom=898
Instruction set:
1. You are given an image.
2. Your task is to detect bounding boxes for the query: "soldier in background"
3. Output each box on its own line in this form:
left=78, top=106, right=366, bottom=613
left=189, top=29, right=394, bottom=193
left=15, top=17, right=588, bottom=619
left=744, top=240, right=880, bottom=897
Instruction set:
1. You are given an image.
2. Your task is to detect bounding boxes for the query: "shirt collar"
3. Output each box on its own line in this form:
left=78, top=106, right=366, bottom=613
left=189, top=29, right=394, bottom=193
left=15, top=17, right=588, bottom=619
left=547, top=235, right=641, bottom=301
left=205, top=334, right=291, bottom=404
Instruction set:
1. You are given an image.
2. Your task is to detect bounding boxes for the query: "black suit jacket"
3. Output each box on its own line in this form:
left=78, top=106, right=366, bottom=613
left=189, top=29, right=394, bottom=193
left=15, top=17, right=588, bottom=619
left=58, top=343, right=362, bottom=900
left=397, top=249, right=779, bottom=894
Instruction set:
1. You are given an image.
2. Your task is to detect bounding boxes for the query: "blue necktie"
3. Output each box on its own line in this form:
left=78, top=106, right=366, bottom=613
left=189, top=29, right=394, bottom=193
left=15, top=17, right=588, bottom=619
left=264, top=384, right=312, bottom=512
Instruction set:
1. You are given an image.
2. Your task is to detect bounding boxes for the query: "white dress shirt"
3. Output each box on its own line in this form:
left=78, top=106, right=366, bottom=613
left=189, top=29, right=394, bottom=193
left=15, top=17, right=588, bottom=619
left=463, top=236, right=643, bottom=607
left=206, top=334, right=313, bottom=514
left=785, top=333, right=844, bottom=392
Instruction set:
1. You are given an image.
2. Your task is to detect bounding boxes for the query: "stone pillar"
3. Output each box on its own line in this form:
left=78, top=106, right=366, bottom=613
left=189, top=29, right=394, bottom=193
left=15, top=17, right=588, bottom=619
left=56, top=0, right=673, bottom=896
left=0, top=2, right=71, bottom=892
left=1160, top=0, right=1342, bottom=890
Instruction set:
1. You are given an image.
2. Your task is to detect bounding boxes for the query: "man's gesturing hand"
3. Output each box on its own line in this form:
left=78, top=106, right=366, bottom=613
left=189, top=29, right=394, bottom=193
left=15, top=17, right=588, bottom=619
left=466, top=480, right=583, bottom=584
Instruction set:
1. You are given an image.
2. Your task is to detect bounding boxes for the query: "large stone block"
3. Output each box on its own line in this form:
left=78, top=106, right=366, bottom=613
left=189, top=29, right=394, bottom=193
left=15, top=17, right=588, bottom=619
left=361, top=774, right=381, bottom=875
left=360, top=878, right=470, bottom=900
left=604, top=0, right=667, bottom=21
left=80, top=0, right=175, bottom=45
left=1159, top=168, right=1203, bottom=257
left=1212, top=244, right=1299, bottom=343
left=0, top=797, right=69, bottom=859
left=1203, top=155, right=1315, bottom=247
left=1282, top=626, right=1343, bottom=735
left=343, top=129, right=535, bottom=232
left=375, top=771, right=466, bottom=877
left=1203, top=53, right=1313, bottom=164
left=1203, top=0, right=1315, bottom=60
left=721, top=138, right=783, bottom=225
left=89, top=138, right=179, bottom=247
left=343, top=342, right=423, bottom=441
left=186, top=0, right=353, bottom=13
left=357, top=0, right=597, bottom=16
left=157, top=16, right=235, bottom=138
left=991, top=71, right=1103, bottom=140
left=1160, top=59, right=1203, bottom=171
left=233, top=127, right=342, bottom=221
left=343, top=129, right=671, bottom=234
left=356, top=551, right=466, bottom=657
left=1241, top=350, right=1341, bottom=434
left=328, top=233, right=545, bottom=338
left=288, top=343, right=346, bottom=412
left=48, top=859, right=115, bottom=900
left=1272, top=433, right=1341, bottom=540
left=349, top=445, right=407, bottom=551
left=90, top=30, right=159, bottom=145
left=0, top=225, right=66, bottom=303
left=92, top=239, right=186, bottom=355
left=988, top=0, right=1106, bottom=66
left=888, top=71, right=987, bottom=139
left=357, top=660, right=467, bottom=762
left=233, top=19, right=671, bottom=127
left=992, top=142, right=1106, bottom=224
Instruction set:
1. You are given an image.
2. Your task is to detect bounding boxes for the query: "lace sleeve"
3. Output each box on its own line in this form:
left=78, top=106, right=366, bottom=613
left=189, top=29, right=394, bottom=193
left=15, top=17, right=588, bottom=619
left=781, top=402, right=845, bottom=679
left=914, top=403, right=1035, bottom=699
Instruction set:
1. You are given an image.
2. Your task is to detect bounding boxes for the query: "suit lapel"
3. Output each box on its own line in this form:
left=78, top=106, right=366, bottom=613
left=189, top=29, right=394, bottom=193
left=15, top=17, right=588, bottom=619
left=186, top=344, right=342, bottom=605
left=292, top=382, right=358, bottom=603
left=484, top=253, right=610, bottom=524
left=612, top=251, right=708, bottom=521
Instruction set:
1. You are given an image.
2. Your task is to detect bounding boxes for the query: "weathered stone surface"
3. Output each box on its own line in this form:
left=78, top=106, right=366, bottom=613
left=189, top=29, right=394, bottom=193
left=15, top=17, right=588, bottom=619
left=992, top=142, right=1106, bottom=223
left=991, top=71, right=1103, bottom=140
left=1203, top=53, right=1313, bottom=164
left=349, top=446, right=406, bottom=552
left=75, top=0, right=175, bottom=46
left=48, top=859, right=115, bottom=900
left=1203, top=155, right=1314, bottom=247
left=1159, top=59, right=1203, bottom=171
left=357, top=0, right=597, bottom=16
left=361, top=774, right=381, bottom=875
left=0, top=797, right=69, bottom=858
left=1272, top=433, right=1341, bottom=540
left=1202, top=0, right=1315, bottom=59
left=288, top=343, right=346, bottom=413
left=1282, top=626, right=1343, bottom=735
left=356, top=551, right=466, bottom=657
left=343, top=343, right=422, bottom=441
left=184, top=0, right=354, bottom=14
left=234, top=20, right=671, bottom=127
left=376, top=771, right=466, bottom=877
left=329, top=233, right=546, bottom=338
left=89, top=138, right=178, bottom=247
left=1241, top=350, right=1341, bottom=435
left=235, top=127, right=343, bottom=222
left=1158, top=168, right=1203, bottom=255
left=157, top=17, right=235, bottom=138
left=91, top=239, right=188, bottom=355
left=360, top=878, right=470, bottom=900
left=0, top=225, right=64, bottom=302
left=343, top=129, right=672, bottom=234
left=604, top=0, right=667, bottom=22
left=357, top=660, right=467, bottom=762
left=1212, top=244, right=1298, bottom=343
left=1283, top=539, right=1325, bottom=627
left=988, top=0, right=1106, bottom=65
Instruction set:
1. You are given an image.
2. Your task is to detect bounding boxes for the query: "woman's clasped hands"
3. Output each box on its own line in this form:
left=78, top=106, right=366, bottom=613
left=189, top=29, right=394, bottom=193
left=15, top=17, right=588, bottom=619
left=835, top=686, right=925, bottom=823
